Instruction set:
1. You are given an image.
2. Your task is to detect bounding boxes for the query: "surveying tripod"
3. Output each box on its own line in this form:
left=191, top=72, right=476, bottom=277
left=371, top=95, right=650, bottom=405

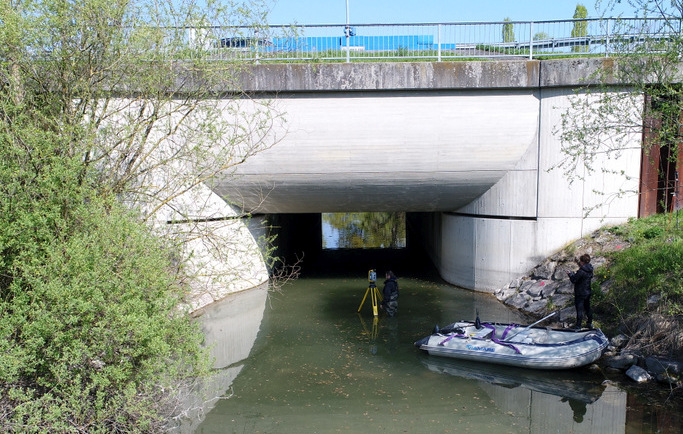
left=357, top=269, right=383, bottom=317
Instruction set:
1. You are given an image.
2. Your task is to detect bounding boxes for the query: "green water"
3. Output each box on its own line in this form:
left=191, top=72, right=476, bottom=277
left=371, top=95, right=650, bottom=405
left=192, top=275, right=637, bottom=433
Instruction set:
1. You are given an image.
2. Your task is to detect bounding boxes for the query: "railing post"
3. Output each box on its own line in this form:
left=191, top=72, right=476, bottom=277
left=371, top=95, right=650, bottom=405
left=605, top=18, right=610, bottom=57
left=437, top=24, right=442, bottom=62
left=529, top=21, right=534, bottom=60
left=346, top=31, right=350, bottom=63
left=345, top=0, right=350, bottom=63
left=254, top=28, right=260, bottom=63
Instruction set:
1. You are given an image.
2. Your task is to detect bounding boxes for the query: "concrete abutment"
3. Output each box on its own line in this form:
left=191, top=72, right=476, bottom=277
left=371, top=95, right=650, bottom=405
left=212, top=58, right=641, bottom=292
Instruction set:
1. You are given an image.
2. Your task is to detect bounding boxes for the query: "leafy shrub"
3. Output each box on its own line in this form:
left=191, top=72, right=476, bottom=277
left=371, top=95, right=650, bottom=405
left=0, top=198, right=209, bottom=432
left=642, top=225, right=664, bottom=239
left=0, top=129, right=209, bottom=431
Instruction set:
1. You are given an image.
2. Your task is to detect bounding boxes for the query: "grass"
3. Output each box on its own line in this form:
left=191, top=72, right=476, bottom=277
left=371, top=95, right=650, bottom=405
left=190, top=46, right=607, bottom=64
left=591, top=213, right=682, bottom=356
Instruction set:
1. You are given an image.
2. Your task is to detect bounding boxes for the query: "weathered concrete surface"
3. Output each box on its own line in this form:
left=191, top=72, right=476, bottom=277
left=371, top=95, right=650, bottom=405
left=227, top=57, right=625, bottom=92
left=206, top=58, right=641, bottom=291
left=237, top=60, right=541, bottom=91
left=410, top=83, right=641, bottom=291
left=149, top=181, right=269, bottom=313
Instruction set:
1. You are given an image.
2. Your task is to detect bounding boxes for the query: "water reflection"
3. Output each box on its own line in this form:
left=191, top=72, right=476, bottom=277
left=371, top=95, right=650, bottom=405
left=196, top=273, right=624, bottom=433
left=322, top=212, right=406, bottom=249
left=421, top=357, right=607, bottom=404
left=421, top=357, right=629, bottom=432
left=357, top=314, right=379, bottom=355
left=173, top=284, right=268, bottom=433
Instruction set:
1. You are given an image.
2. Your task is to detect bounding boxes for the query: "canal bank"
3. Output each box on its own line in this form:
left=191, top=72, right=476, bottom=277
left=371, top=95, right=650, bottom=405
left=493, top=222, right=683, bottom=401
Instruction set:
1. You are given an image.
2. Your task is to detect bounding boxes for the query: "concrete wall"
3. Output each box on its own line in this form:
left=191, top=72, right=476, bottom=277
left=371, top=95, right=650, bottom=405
left=212, top=90, right=540, bottom=213
left=203, top=58, right=642, bottom=291
left=149, top=182, right=270, bottom=312
left=419, top=86, right=641, bottom=291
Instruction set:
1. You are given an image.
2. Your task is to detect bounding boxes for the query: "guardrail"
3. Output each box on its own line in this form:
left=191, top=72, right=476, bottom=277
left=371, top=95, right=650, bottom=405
left=183, top=17, right=681, bottom=62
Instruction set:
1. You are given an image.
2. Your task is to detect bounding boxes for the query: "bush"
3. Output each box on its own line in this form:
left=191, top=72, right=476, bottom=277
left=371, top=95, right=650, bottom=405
left=0, top=197, right=209, bottom=432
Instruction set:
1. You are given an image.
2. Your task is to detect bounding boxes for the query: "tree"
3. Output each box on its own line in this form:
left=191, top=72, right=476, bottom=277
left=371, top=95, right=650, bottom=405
left=556, top=0, right=683, bottom=367
left=558, top=0, right=683, bottom=215
left=0, top=0, right=280, bottom=430
left=571, top=4, right=589, bottom=52
left=533, top=32, right=550, bottom=41
left=502, top=17, right=516, bottom=43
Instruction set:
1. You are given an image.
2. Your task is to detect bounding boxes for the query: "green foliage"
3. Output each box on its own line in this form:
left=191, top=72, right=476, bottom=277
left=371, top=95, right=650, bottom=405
left=642, top=225, right=664, bottom=239
left=0, top=130, right=209, bottom=430
left=608, top=213, right=679, bottom=243
left=502, top=18, right=515, bottom=43
left=594, top=214, right=683, bottom=318
left=0, top=0, right=271, bottom=430
left=571, top=4, right=589, bottom=52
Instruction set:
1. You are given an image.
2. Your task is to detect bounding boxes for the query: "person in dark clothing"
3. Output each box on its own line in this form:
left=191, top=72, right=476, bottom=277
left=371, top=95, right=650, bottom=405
left=381, top=271, right=399, bottom=317
left=568, top=254, right=594, bottom=329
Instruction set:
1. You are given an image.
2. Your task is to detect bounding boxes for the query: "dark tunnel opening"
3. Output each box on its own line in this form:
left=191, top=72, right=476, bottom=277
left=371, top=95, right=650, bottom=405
left=267, top=213, right=440, bottom=280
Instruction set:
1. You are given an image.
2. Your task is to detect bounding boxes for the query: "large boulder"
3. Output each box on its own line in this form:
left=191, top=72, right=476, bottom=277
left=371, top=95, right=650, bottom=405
left=554, top=280, right=574, bottom=295
left=526, top=280, right=551, bottom=298
left=603, top=354, right=638, bottom=370
left=496, top=284, right=518, bottom=301
left=504, top=293, right=529, bottom=310
left=532, top=261, right=556, bottom=280
left=553, top=262, right=576, bottom=281
left=526, top=299, right=549, bottom=315
left=548, top=293, right=572, bottom=310
left=645, top=356, right=682, bottom=376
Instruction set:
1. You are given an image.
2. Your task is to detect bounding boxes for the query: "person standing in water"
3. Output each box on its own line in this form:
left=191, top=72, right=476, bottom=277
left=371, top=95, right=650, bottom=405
left=381, top=271, right=399, bottom=317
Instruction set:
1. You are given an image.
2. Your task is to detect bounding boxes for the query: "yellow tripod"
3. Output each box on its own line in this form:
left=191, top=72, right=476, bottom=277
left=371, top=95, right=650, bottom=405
left=357, top=282, right=383, bottom=317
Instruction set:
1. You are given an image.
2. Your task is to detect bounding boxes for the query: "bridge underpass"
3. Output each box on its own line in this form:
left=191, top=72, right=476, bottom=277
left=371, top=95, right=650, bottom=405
left=212, top=59, right=642, bottom=292
left=264, top=212, right=432, bottom=279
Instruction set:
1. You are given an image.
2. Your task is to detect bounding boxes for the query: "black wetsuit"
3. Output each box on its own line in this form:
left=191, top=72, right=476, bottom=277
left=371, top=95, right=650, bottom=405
left=382, top=277, right=399, bottom=317
left=569, top=263, right=594, bottom=328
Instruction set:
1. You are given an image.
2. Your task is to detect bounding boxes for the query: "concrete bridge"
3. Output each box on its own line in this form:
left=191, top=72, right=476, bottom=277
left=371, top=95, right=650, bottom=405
left=210, top=58, right=642, bottom=292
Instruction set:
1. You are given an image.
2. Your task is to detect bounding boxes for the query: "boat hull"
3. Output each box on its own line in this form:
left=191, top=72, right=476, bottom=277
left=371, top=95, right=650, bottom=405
left=415, top=321, right=609, bottom=370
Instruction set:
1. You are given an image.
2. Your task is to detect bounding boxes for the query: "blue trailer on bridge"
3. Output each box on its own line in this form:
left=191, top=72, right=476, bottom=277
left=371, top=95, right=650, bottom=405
left=268, top=35, right=456, bottom=52
left=220, top=34, right=457, bottom=52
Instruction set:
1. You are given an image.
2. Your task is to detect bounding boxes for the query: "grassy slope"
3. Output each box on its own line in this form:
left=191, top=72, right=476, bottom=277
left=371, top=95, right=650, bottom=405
left=592, top=213, right=682, bottom=358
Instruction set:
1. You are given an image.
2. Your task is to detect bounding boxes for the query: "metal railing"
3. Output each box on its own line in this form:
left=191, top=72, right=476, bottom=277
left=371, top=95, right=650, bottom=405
left=181, top=17, right=682, bottom=62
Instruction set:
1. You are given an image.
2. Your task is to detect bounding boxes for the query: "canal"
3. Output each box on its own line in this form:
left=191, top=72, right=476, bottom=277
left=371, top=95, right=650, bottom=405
left=179, top=256, right=661, bottom=433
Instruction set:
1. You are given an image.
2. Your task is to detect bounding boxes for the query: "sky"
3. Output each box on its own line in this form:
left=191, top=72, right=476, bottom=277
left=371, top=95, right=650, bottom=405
left=264, top=0, right=637, bottom=25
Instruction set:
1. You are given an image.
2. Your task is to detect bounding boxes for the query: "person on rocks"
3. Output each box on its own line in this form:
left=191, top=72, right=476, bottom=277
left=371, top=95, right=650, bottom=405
left=568, top=254, right=594, bottom=329
left=381, top=270, right=399, bottom=317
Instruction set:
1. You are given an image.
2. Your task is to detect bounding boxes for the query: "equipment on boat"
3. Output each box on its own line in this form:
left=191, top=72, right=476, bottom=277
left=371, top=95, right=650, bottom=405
left=415, top=317, right=609, bottom=370
left=504, top=311, right=556, bottom=341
